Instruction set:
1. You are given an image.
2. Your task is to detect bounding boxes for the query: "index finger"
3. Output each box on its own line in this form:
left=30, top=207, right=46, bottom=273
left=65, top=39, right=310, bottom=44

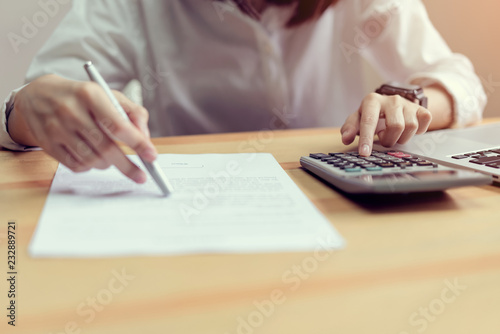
left=78, top=83, right=157, bottom=162
left=358, top=96, right=382, bottom=156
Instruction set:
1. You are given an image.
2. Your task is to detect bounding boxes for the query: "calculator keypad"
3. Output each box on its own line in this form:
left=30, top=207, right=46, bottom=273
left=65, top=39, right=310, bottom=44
left=309, top=151, right=437, bottom=173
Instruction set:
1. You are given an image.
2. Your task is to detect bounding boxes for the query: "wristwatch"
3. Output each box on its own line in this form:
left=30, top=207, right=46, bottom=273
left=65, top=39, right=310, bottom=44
left=375, top=82, right=428, bottom=108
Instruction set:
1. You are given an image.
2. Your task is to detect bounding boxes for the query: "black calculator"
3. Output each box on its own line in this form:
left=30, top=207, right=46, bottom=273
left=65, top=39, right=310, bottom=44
left=300, top=150, right=491, bottom=194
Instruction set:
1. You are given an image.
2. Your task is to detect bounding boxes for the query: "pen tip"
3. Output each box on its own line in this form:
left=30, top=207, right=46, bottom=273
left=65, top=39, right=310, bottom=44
left=84, top=61, right=93, bottom=69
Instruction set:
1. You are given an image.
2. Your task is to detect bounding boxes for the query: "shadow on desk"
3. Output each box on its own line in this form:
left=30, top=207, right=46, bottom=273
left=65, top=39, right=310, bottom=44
left=343, top=183, right=500, bottom=214
left=343, top=191, right=457, bottom=214
left=303, top=168, right=469, bottom=214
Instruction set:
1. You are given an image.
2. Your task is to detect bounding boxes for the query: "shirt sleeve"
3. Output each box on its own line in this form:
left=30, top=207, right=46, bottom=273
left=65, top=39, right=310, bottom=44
left=0, top=0, right=141, bottom=150
left=0, top=85, right=37, bottom=151
left=355, top=0, right=487, bottom=127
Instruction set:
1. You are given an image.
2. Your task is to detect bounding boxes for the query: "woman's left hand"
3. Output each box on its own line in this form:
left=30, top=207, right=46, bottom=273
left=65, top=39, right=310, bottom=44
left=341, top=92, right=433, bottom=156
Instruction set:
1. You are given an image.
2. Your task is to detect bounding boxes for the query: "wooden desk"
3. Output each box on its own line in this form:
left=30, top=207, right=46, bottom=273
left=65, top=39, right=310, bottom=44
left=1, top=126, right=500, bottom=334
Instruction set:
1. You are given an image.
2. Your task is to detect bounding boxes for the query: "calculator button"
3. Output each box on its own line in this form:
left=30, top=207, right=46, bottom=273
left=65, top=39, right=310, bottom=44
left=379, top=163, right=395, bottom=168
left=486, top=163, right=500, bottom=169
left=366, top=166, right=383, bottom=172
left=345, top=167, right=362, bottom=173
left=488, top=149, right=500, bottom=154
left=310, top=153, right=328, bottom=159
left=416, top=161, right=434, bottom=166
left=387, top=152, right=411, bottom=158
left=339, top=164, right=356, bottom=170
left=452, top=155, right=469, bottom=159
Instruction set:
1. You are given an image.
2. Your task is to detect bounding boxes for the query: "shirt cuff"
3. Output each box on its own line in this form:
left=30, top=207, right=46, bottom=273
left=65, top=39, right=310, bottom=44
left=0, top=85, right=39, bottom=151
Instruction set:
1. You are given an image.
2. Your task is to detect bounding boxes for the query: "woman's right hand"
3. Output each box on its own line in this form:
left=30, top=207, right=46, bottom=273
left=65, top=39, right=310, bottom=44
left=8, top=74, right=157, bottom=183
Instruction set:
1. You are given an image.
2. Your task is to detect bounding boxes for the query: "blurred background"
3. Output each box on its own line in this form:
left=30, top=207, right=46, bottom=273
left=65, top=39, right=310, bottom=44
left=0, top=0, right=499, bottom=118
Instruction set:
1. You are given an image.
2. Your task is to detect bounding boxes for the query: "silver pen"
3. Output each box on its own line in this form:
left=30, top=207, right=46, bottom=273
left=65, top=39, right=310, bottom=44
left=84, top=61, right=173, bottom=197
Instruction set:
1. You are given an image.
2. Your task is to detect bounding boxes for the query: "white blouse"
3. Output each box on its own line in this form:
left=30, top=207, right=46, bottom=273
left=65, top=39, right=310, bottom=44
left=0, top=0, right=487, bottom=150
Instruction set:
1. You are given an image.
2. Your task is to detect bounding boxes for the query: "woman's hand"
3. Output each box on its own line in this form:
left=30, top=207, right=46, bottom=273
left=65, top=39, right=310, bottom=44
left=8, top=74, right=157, bottom=183
left=341, top=92, right=433, bottom=157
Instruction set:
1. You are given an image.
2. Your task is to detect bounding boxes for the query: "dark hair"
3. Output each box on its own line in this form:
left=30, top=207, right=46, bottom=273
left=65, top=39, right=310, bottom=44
left=215, top=0, right=340, bottom=27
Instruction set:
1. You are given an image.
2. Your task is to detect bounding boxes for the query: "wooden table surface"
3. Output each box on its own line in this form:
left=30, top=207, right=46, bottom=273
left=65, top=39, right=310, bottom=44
left=1, top=124, right=500, bottom=334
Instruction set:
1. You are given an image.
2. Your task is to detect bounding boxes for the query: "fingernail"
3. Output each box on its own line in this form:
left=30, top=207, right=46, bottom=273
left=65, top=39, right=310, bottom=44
left=134, top=171, right=147, bottom=184
left=360, top=144, right=370, bottom=156
left=143, top=148, right=157, bottom=162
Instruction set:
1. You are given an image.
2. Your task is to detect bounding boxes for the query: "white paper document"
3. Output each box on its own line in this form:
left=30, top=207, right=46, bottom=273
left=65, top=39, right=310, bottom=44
left=29, top=154, right=345, bottom=257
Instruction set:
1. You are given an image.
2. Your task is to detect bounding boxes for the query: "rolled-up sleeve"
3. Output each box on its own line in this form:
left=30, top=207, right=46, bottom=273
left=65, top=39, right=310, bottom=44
left=357, top=0, right=486, bottom=127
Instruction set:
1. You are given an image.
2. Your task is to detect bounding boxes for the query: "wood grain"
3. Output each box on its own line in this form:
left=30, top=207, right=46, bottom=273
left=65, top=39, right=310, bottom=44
left=1, top=124, right=500, bottom=334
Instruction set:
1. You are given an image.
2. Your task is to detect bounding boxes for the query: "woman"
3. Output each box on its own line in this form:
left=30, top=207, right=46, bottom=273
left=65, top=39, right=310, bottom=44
left=1, top=0, right=486, bottom=183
